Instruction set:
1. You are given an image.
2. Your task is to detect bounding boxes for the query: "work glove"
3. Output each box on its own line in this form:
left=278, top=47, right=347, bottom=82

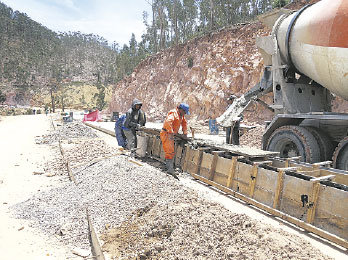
left=168, top=133, right=175, bottom=140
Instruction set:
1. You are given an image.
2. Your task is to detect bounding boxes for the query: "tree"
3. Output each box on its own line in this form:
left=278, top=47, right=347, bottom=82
left=272, top=0, right=289, bottom=8
left=0, top=90, right=6, bottom=104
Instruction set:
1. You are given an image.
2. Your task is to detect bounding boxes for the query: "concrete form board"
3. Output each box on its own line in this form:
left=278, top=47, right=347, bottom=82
left=280, top=175, right=312, bottom=219
left=189, top=147, right=348, bottom=240
left=315, top=185, right=348, bottom=240
left=253, top=168, right=278, bottom=207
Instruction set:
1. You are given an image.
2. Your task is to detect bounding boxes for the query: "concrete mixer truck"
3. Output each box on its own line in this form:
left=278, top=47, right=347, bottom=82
left=217, top=0, right=348, bottom=170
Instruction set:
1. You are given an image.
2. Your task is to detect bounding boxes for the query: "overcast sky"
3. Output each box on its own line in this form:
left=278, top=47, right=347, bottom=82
left=1, top=0, right=152, bottom=46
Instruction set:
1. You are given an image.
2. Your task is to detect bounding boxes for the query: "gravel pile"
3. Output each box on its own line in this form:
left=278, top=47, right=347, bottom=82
left=240, top=123, right=264, bottom=148
left=12, top=123, right=333, bottom=259
left=64, top=139, right=116, bottom=167
left=43, top=147, right=67, bottom=176
left=12, top=153, right=187, bottom=250
left=102, top=195, right=332, bottom=260
left=35, top=121, right=98, bottom=144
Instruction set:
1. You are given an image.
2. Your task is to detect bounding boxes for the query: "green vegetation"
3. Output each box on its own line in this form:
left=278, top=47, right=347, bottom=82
left=272, top=0, right=290, bottom=8
left=0, top=90, right=6, bottom=104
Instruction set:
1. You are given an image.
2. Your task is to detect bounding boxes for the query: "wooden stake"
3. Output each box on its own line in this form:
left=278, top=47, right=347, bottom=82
left=307, top=182, right=321, bottom=224
left=208, top=151, right=223, bottom=180
left=182, top=145, right=191, bottom=172
left=157, top=137, right=162, bottom=157
left=86, top=208, right=105, bottom=260
left=285, top=156, right=302, bottom=168
left=194, top=148, right=208, bottom=175
left=128, top=159, right=143, bottom=166
left=249, top=164, right=259, bottom=198
left=273, top=170, right=285, bottom=209
left=226, top=156, right=238, bottom=189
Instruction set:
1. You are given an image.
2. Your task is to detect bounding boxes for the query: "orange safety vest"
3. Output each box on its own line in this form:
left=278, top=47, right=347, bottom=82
left=162, top=108, right=187, bottom=134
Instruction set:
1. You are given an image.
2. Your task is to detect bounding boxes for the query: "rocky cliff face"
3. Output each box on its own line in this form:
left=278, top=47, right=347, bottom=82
left=109, top=22, right=273, bottom=123
left=109, top=5, right=348, bottom=124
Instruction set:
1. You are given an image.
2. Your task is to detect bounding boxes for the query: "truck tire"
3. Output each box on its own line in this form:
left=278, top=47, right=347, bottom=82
left=333, top=137, right=348, bottom=170
left=304, top=127, right=334, bottom=162
left=266, top=125, right=321, bottom=163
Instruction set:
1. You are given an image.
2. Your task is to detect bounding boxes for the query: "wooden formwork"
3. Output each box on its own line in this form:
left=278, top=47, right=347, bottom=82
left=144, top=133, right=348, bottom=249
left=83, top=123, right=348, bottom=249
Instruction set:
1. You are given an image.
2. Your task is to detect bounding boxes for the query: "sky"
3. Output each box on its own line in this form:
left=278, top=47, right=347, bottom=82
left=1, top=0, right=152, bottom=46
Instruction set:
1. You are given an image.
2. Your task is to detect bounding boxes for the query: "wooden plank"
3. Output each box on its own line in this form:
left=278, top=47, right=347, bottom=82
left=273, top=170, right=285, bottom=209
left=284, top=160, right=348, bottom=186
left=251, top=168, right=278, bottom=207
left=174, top=145, right=183, bottom=167
left=248, top=161, right=273, bottom=199
left=199, top=152, right=213, bottom=179
left=212, top=171, right=229, bottom=186
left=128, top=159, right=143, bottom=166
left=182, top=145, right=191, bottom=172
left=188, top=172, right=348, bottom=249
left=318, top=169, right=348, bottom=186
left=307, top=182, right=321, bottom=224
left=310, top=175, right=336, bottom=182
left=215, top=156, right=232, bottom=178
left=280, top=175, right=313, bottom=219
left=146, top=135, right=154, bottom=154
left=159, top=139, right=165, bottom=160
left=59, top=139, right=77, bottom=184
left=208, top=151, right=223, bottom=180
left=284, top=156, right=302, bottom=168
left=194, top=148, right=205, bottom=175
left=313, top=161, right=332, bottom=167
left=86, top=208, right=105, bottom=260
left=226, top=156, right=238, bottom=189
left=180, top=145, right=188, bottom=170
left=186, top=147, right=200, bottom=174
left=314, top=185, right=348, bottom=240
left=249, top=164, right=259, bottom=198
left=235, top=162, right=253, bottom=185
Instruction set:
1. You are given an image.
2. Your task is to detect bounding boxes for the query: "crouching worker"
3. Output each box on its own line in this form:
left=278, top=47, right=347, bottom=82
left=114, top=114, right=128, bottom=148
left=160, top=103, right=189, bottom=178
left=124, top=99, right=146, bottom=151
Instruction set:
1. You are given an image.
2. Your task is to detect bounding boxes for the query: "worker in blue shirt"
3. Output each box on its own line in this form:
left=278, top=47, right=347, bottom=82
left=114, top=114, right=128, bottom=148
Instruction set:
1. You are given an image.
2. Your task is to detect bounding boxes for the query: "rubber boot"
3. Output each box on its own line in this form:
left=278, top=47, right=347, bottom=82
left=166, top=159, right=174, bottom=174
left=166, top=159, right=178, bottom=179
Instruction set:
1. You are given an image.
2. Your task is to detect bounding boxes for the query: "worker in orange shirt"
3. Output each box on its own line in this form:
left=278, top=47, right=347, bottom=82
left=160, top=103, right=190, bottom=177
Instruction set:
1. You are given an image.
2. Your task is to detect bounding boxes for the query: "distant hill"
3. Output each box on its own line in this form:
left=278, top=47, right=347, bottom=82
left=0, top=2, right=132, bottom=110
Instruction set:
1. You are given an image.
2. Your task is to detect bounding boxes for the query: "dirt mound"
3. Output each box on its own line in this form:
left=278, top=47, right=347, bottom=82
left=102, top=196, right=332, bottom=260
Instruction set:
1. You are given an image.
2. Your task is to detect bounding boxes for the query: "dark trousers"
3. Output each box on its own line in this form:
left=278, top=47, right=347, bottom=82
left=226, top=121, right=240, bottom=145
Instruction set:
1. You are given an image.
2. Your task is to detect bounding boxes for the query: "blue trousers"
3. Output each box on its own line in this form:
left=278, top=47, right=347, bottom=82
left=115, top=127, right=127, bottom=148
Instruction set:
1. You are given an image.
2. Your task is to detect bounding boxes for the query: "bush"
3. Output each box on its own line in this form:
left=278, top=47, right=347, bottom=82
left=187, top=57, right=193, bottom=68
left=272, top=0, right=289, bottom=8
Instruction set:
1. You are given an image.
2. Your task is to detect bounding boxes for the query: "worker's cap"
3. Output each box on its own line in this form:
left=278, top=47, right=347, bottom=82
left=227, top=94, right=237, bottom=101
left=178, top=103, right=190, bottom=115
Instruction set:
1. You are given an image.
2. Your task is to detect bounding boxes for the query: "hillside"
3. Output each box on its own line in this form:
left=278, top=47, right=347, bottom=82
left=109, top=22, right=272, bottom=123
left=0, top=2, right=130, bottom=110
left=109, top=0, right=348, bottom=124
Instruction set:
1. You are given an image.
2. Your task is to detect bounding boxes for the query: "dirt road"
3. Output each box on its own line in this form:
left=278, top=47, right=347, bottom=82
left=0, top=114, right=72, bottom=259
